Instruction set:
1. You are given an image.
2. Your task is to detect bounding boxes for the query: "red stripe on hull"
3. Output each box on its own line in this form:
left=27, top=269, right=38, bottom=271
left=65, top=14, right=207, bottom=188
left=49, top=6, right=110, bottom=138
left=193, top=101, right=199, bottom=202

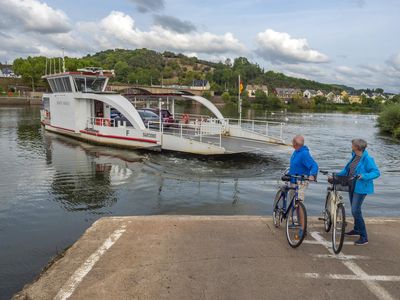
left=80, top=130, right=157, bottom=144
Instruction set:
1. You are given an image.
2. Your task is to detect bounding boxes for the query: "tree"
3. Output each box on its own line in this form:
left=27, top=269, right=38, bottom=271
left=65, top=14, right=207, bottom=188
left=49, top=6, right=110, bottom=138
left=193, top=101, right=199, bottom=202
left=254, top=89, right=268, bottom=107
left=13, top=56, right=46, bottom=91
left=114, top=61, right=129, bottom=82
left=221, top=91, right=231, bottom=103
left=314, top=95, right=328, bottom=106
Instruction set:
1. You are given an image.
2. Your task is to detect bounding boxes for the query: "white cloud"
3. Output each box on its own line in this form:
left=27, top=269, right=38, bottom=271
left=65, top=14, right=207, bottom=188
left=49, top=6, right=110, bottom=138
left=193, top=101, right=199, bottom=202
left=96, top=11, right=246, bottom=55
left=387, top=53, right=400, bottom=71
left=0, top=0, right=70, bottom=34
left=255, top=29, right=329, bottom=64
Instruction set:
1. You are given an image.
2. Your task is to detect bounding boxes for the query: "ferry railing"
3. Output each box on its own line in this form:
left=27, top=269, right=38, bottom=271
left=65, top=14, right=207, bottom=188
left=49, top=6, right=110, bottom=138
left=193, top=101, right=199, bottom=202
left=225, top=118, right=285, bottom=140
left=147, top=120, right=223, bottom=148
left=87, top=117, right=123, bottom=128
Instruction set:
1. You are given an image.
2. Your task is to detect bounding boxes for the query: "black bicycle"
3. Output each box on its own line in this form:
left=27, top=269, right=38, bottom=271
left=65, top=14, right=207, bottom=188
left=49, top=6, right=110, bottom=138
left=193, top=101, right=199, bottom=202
left=272, top=173, right=309, bottom=248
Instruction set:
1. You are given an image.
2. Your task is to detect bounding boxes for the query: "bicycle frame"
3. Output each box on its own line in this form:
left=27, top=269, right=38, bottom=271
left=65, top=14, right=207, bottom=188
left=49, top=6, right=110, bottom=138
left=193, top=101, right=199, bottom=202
left=326, top=189, right=344, bottom=229
left=278, top=179, right=304, bottom=219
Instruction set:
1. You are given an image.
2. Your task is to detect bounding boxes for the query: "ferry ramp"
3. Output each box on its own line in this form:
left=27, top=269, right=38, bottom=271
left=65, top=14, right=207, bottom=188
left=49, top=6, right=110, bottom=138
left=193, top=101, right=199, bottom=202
left=14, top=216, right=400, bottom=300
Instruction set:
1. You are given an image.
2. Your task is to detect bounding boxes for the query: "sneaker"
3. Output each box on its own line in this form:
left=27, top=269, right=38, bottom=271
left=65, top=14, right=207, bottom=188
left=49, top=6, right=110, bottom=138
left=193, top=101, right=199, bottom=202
left=354, top=238, right=368, bottom=246
left=345, top=230, right=360, bottom=237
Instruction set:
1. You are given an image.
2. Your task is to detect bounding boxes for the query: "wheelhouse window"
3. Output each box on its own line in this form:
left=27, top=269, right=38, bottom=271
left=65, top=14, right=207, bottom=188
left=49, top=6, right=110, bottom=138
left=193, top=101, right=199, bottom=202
left=74, top=77, right=106, bottom=92
left=47, top=77, right=73, bottom=93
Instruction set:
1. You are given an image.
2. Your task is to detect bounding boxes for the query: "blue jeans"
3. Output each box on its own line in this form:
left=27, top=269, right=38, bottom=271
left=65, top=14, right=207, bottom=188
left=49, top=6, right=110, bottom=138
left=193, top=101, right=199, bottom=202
left=349, top=190, right=368, bottom=239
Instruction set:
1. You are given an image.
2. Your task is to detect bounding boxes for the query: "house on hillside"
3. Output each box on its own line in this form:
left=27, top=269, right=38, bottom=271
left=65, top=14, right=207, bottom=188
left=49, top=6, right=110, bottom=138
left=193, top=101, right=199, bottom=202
left=326, top=92, right=343, bottom=103
left=246, top=84, right=268, bottom=98
left=190, top=79, right=210, bottom=91
left=275, top=88, right=301, bottom=100
left=349, top=95, right=362, bottom=104
left=303, top=89, right=317, bottom=99
left=0, top=66, right=19, bottom=78
left=316, top=90, right=325, bottom=97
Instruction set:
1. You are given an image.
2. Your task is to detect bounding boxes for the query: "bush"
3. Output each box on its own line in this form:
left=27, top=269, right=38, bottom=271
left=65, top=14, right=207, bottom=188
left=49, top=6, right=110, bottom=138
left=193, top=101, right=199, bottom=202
left=378, top=103, right=400, bottom=138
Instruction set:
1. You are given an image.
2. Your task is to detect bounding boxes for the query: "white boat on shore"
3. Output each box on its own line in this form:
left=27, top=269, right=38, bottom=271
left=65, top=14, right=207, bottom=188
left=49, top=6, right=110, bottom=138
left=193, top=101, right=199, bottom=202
left=40, top=67, right=287, bottom=155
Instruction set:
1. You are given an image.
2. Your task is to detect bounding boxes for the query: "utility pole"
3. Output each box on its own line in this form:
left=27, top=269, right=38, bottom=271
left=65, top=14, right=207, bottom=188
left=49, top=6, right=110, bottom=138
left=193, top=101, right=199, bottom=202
left=238, top=74, right=242, bottom=125
left=62, top=48, right=66, bottom=73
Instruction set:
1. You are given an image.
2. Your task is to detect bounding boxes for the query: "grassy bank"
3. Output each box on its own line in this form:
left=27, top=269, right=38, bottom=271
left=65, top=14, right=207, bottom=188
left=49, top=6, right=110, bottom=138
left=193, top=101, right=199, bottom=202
left=378, top=104, right=400, bottom=138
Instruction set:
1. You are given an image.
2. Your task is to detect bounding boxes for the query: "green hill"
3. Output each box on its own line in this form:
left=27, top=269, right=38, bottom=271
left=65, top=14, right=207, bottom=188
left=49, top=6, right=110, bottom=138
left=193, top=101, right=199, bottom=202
left=12, top=48, right=354, bottom=94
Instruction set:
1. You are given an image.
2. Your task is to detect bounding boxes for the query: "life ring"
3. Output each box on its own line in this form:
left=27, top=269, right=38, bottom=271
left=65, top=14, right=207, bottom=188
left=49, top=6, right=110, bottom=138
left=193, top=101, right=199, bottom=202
left=182, top=114, right=190, bottom=124
left=103, top=119, right=111, bottom=127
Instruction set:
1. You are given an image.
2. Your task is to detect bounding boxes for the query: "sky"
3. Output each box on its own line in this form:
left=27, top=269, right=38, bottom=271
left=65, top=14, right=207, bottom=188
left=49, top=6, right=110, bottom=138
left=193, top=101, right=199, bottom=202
left=0, top=0, right=399, bottom=92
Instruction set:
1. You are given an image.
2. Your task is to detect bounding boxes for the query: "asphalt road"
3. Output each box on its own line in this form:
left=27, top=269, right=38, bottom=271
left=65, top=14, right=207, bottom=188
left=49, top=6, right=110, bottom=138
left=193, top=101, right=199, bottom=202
left=14, top=216, right=400, bottom=300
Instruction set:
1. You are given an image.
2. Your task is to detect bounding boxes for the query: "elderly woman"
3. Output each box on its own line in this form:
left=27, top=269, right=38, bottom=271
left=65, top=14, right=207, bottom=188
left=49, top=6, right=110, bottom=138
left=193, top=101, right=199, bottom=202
left=337, top=139, right=380, bottom=245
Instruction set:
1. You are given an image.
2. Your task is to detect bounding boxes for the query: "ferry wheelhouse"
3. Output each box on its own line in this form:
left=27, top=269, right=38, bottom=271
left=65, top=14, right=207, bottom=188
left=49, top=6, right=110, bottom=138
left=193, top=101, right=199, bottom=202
left=40, top=67, right=287, bottom=155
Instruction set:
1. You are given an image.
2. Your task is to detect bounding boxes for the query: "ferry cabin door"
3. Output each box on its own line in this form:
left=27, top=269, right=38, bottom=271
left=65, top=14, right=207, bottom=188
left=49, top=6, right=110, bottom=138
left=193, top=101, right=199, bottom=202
left=94, top=100, right=104, bottom=118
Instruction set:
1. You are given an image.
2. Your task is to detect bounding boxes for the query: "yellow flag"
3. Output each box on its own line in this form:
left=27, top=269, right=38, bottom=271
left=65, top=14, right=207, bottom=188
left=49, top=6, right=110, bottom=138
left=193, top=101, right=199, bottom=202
left=240, top=80, right=244, bottom=93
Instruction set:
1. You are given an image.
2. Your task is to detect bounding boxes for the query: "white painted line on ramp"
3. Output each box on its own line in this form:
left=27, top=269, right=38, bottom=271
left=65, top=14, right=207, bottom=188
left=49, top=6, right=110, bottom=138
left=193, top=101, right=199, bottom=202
left=312, top=254, right=370, bottom=260
left=310, top=231, right=395, bottom=300
left=304, top=273, right=400, bottom=282
left=54, top=225, right=127, bottom=300
left=303, top=240, right=354, bottom=246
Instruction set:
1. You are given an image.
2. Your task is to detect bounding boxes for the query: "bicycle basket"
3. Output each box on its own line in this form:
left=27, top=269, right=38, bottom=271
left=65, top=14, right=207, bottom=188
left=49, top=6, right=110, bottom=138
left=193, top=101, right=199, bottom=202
left=328, top=174, right=351, bottom=185
left=328, top=174, right=351, bottom=192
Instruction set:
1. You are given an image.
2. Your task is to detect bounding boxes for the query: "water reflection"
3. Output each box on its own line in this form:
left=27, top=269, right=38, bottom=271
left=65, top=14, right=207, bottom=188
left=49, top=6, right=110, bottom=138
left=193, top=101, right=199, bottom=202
left=43, top=133, right=144, bottom=212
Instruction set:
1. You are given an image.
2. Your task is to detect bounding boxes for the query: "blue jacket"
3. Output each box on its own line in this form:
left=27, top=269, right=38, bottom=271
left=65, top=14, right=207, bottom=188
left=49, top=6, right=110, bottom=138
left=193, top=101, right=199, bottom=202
left=289, top=146, right=318, bottom=178
left=337, top=150, right=380, bottom=195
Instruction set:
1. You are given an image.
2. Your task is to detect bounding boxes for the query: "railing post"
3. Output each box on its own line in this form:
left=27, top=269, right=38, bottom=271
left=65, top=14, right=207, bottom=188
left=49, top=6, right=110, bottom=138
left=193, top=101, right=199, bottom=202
left=266, top=122, right=269, bottom=136
left=252, top=120, right=255, bottom=132
left=219, top=132, right=222, bottom=147
left=200, top=124, right=202, bottom=142
left=180, top=124, right=183, bottom=138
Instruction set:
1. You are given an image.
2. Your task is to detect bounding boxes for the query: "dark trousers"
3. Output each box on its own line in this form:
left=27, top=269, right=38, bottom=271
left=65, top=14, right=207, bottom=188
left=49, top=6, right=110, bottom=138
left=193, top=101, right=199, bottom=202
left=349, top=181, right=368, bottom=239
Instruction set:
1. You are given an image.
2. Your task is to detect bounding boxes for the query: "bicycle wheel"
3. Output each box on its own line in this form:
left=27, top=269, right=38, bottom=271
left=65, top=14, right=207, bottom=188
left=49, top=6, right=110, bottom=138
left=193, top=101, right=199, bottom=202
left=272, top=190, right=285, bottom=228
left=286, top=201, right=307, bottom=248
left=332, top=203, right=346, bottom=254
left=324, top=192, right=332, bottom=233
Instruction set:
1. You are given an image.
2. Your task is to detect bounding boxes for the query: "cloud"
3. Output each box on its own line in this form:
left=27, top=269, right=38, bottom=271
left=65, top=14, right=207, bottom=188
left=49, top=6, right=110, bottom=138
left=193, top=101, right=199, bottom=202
left=335, top=66, right=357, bottom=76
left=0, top=0, right=71, bottom=34
left=153, top=15, right=196, bottom=33
left=97, top=11, right=246, bottom=55
left=128, top=0, right=165, bottom=13
left=255, top=29, right=329, bottom=64
left=351, top=0, right=366, bottom=8
left=387, top=53, right=400, bottom=71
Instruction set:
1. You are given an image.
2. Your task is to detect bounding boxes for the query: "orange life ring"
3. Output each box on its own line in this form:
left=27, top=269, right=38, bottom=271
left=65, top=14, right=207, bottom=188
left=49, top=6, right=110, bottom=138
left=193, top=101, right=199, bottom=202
left=182, top=114, right=190, bottom=124
left=104, top=119, right=111, bottom=127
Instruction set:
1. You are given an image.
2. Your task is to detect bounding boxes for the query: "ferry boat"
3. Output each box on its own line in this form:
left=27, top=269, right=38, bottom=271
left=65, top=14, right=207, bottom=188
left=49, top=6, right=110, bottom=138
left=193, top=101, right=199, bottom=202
left=40, top=66, right=287, bottom=155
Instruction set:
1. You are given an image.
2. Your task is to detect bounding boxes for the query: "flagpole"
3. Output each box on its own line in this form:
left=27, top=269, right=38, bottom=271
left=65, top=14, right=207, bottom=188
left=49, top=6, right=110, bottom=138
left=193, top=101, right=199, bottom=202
left=238, top=74, right=242, bottom=125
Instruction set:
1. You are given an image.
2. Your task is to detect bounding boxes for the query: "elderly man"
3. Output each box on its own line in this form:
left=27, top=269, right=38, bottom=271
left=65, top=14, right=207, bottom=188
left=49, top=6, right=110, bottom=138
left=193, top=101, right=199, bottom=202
left=289, top=135, right=318, bottom=201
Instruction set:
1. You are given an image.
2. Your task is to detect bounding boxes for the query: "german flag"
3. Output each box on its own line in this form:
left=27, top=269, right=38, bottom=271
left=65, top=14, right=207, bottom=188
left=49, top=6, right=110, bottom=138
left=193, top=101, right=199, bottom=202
left=239, top=80, right=244, bottom=93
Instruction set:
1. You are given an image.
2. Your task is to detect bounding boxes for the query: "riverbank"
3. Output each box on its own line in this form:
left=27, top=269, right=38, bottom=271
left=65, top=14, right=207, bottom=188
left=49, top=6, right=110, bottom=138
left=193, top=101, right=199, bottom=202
left=14, top=216, right=400, bottom=300
left=0, top=97, right=41, bottom=105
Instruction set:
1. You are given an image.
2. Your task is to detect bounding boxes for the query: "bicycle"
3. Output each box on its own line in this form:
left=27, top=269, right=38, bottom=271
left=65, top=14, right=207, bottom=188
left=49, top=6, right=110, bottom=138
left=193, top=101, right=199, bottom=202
left=272, top=173, right=309, bottom=248
left=319, top=170, right=349, bottom=254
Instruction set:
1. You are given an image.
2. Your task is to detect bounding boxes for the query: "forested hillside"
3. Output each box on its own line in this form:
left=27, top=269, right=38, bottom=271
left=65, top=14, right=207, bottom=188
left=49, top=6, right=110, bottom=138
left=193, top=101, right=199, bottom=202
left=12, top=48, right=353, bottom=94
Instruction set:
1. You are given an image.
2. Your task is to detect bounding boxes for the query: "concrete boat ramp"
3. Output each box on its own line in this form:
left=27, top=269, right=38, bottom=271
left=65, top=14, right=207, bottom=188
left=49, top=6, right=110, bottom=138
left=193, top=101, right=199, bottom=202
left=14, top=216, right=400, bottom=300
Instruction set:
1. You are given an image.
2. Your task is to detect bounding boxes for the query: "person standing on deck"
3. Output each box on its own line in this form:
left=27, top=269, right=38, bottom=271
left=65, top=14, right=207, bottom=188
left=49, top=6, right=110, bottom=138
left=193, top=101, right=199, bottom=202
left=337, top=139, right=380, bottom=246
left=289, top=135, right=319, bottom=200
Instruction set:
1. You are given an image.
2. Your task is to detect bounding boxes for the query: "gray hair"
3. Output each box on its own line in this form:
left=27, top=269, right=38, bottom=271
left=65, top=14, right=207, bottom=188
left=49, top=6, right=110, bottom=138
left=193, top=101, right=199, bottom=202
left=352, top=139, right=367, bottom=151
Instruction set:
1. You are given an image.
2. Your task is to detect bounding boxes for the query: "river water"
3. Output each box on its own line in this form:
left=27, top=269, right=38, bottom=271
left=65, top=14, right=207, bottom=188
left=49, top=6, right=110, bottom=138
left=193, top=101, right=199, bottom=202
left=0, top=106, right=399, bottom=298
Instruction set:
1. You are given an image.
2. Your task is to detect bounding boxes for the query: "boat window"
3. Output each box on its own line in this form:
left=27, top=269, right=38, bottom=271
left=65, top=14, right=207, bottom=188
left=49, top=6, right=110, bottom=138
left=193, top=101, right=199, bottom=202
left=74, top=77, right=106, bottom=92
left=48, top=79, right=56, bottom=93
left=86, top=78, right=106, bottom=92
left=54, top=78, right=63, bottom=93
left=74, top=78, right=86, bottom=92
left=62, top=77, right=72, bottom=92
